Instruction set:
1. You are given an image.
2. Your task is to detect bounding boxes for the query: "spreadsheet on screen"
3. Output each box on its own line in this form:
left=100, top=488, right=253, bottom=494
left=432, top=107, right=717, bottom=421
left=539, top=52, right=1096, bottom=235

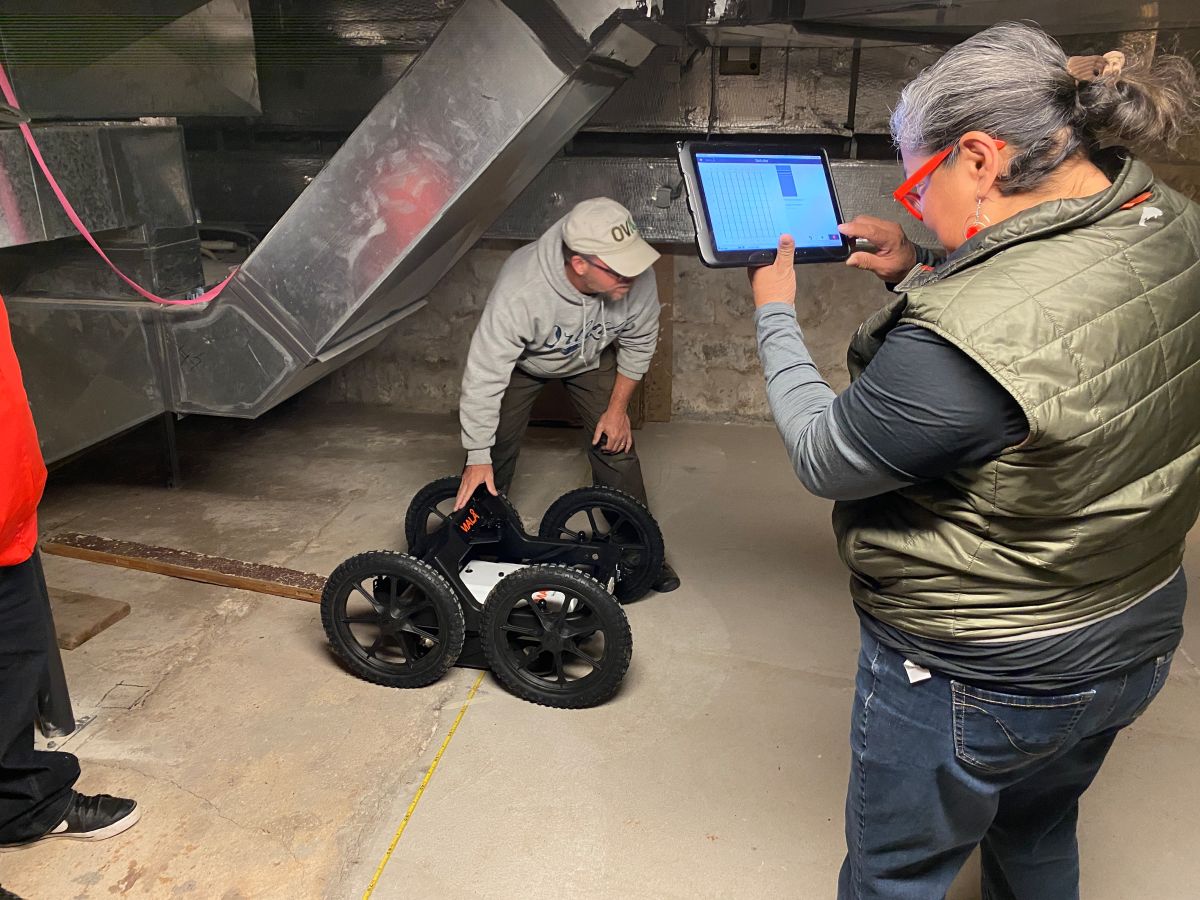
left=695, top=154, right=842, bottom=252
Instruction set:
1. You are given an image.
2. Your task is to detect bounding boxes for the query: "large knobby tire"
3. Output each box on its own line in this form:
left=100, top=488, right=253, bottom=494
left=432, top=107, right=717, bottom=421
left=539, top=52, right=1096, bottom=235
left=403, top=476, right=461, bottom=556
left=481, top=565, right=632, bottom=709
left=537, top=486, right=665, bottom=602
left=404, top=476, right=524, bottom=556
left=321, top=550, right=465, bottom=689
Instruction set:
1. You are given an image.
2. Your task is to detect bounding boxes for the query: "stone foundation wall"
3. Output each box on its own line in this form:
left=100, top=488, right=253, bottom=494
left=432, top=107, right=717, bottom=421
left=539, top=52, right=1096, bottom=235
left=669, top=255, right=885, bottom=420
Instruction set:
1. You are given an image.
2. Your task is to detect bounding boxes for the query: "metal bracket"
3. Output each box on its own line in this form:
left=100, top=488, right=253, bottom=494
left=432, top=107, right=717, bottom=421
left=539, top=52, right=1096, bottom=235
left=34, top=714, right=96, bottom=753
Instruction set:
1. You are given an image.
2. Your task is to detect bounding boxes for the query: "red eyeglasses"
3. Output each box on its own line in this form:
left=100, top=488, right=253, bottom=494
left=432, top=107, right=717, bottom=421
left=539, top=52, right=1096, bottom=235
left=893, top=139, right=1007, bottom=221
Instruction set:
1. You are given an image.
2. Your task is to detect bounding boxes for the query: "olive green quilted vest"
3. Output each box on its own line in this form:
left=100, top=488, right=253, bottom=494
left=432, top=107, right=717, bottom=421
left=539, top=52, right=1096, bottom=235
left=835, top=154, right=1200, bottom=641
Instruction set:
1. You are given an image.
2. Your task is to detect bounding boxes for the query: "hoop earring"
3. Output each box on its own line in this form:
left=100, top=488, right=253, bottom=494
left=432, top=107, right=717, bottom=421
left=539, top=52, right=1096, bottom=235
left=964, top=198, right=990, bottom=240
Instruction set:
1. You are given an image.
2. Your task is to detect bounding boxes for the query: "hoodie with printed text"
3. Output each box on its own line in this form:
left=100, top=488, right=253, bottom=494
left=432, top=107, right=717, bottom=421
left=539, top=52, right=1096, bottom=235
left=458, top=215, right=660, bottom=465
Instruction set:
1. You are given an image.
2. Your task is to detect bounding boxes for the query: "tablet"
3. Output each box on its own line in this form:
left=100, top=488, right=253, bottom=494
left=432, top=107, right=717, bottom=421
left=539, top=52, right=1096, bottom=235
left=677, top=141, right=852, bottom=267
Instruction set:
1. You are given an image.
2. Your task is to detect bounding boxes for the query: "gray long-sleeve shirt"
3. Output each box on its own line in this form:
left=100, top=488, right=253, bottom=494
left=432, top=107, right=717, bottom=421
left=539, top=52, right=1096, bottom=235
left=753, top=302, right=1026, bottom=499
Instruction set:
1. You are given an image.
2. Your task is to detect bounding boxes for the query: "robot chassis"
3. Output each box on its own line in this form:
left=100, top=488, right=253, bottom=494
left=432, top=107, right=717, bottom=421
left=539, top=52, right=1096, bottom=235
left=321, top=477, right=665, bottom=708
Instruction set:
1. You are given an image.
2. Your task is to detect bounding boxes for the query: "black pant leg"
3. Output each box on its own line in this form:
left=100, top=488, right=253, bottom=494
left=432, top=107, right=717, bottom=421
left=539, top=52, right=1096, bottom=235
left=0, top=554, right=79, bottom=844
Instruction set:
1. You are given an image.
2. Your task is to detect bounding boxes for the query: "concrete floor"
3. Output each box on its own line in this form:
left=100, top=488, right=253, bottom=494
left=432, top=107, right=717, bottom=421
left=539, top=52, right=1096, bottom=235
left=3, top=399, right=1197, bottom=899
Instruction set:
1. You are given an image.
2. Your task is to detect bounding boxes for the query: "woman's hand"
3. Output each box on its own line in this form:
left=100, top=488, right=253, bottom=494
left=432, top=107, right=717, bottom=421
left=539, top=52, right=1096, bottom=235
left=749, top=235, right=796, bottom=308
left=838, top=216, right=918, bottom=282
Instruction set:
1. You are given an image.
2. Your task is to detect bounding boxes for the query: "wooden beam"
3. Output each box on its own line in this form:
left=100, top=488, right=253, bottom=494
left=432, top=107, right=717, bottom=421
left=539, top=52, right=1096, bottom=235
left=644, top=251, right=675, bottom=423
left=41, top=533, right=326, bottom=604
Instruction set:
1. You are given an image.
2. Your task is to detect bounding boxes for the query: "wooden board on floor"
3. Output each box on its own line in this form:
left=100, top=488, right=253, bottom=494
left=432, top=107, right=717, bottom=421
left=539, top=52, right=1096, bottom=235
left=41, top=533, right=326, bottom=603
left=49, top=589, right=131, bottom=650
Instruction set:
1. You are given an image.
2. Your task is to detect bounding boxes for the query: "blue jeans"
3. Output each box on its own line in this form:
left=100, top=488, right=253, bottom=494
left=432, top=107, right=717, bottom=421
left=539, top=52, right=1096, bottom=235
left=838, top=624, right=1174, bottom=900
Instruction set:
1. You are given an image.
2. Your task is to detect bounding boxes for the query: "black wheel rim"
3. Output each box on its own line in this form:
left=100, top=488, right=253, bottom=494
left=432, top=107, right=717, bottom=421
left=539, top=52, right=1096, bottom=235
left=333, top=572, right=449, bottom=677
left=546, top=502, right=649, bottom=585
left=413, top=493, right=456, bottom=551
left=496, top=587, right=611, bottom=694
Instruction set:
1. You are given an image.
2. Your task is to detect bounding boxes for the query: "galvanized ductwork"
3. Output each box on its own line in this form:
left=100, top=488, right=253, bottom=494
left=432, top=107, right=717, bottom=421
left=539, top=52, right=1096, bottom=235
left=163, top=0, right=660, bottom=417
left=4, top=0, right=663, bottom=461
left=0, top=0, right=261, bottom=119
left=1, top=124, right=203, bottom=463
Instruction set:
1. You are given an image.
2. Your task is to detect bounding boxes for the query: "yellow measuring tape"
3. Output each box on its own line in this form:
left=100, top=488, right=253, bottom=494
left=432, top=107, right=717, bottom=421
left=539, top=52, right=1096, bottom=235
left=363, top=672, right=486, bottom=898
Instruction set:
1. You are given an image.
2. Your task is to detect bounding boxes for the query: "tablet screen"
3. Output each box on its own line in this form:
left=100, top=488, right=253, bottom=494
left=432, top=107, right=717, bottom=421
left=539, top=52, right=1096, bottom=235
left=694, top=153, right=843, bottom=252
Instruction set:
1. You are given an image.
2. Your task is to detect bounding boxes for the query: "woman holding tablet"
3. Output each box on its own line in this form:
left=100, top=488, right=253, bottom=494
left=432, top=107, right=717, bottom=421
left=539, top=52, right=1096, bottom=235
left=749, top=21, right=1200, bottom=899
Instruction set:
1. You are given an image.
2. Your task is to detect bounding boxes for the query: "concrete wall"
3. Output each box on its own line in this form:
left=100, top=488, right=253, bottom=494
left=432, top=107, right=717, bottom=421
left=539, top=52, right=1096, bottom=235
left=670, top=256, right=883, bottom=419
left=312, top=245, right=891, bottom=422
left=1146, top=132, right=1200, bottom=205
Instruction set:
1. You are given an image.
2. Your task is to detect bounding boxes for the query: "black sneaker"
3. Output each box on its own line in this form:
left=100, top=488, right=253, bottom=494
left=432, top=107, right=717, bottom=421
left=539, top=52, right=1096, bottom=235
left=651, top=561, right=680, bottom=593
left=0, top=792, right=140, bottom=849
left=1, top=885, right=27, bottom=899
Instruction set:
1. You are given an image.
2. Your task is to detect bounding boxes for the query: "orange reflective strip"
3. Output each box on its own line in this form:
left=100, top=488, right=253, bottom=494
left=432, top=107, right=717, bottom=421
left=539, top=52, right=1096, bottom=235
left=1120, top=191, right=1153, bottom=210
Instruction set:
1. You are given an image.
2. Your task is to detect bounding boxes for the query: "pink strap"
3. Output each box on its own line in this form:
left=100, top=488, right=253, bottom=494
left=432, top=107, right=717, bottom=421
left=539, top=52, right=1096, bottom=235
left=0, top=61, right=234, bottom=306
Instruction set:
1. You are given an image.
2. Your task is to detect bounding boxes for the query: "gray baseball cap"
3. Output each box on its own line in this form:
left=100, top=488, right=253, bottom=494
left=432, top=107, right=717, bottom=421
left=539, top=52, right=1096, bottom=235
left=562, top=197, right=660, bottom=278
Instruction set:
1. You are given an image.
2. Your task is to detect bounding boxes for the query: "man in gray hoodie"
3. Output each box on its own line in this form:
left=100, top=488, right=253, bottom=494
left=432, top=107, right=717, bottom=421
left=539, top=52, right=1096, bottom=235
left=455, top=197, right=679, bottom=592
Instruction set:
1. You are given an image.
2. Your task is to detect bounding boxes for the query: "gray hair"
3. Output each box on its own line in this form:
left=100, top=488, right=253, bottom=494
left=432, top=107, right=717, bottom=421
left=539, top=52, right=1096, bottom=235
left=891, top=21, right=1200, bottom=194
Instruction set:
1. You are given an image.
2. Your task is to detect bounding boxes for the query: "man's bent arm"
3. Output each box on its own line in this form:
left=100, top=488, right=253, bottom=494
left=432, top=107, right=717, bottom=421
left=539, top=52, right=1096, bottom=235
left=460, top=299, right=530, bottom=465
left=614, top=278, right=660, bottom=380
left=607, top=372, right=638, bottom=412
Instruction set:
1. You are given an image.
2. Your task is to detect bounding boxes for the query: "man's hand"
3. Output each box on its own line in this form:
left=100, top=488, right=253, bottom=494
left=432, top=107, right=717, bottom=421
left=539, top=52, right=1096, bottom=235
left=593, top=408, right=632, bottom=454
left=838, top=216, right=918, bottom=282
left=748, top=235, right=796, bottom=308
left=455, top=463, right=497, bottom=510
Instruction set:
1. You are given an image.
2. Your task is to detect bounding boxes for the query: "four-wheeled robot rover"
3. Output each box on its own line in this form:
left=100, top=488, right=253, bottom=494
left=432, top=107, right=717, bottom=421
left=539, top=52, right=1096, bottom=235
left=320, top=477, right=665, bottom=708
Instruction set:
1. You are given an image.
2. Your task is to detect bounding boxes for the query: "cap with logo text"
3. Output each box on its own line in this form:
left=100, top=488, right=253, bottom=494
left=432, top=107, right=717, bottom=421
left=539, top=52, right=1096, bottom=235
left=562, top=197, right=660, bottom=278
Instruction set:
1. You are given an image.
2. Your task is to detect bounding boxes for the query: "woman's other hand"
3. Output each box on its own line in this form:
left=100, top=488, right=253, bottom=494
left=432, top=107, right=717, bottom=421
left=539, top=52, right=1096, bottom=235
left=839, top=216, right=918, bottom=282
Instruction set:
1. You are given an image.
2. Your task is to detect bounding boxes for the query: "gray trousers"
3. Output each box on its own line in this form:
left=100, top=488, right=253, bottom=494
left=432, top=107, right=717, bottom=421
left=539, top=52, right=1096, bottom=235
left=491, top=348, right=648, bottom=505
